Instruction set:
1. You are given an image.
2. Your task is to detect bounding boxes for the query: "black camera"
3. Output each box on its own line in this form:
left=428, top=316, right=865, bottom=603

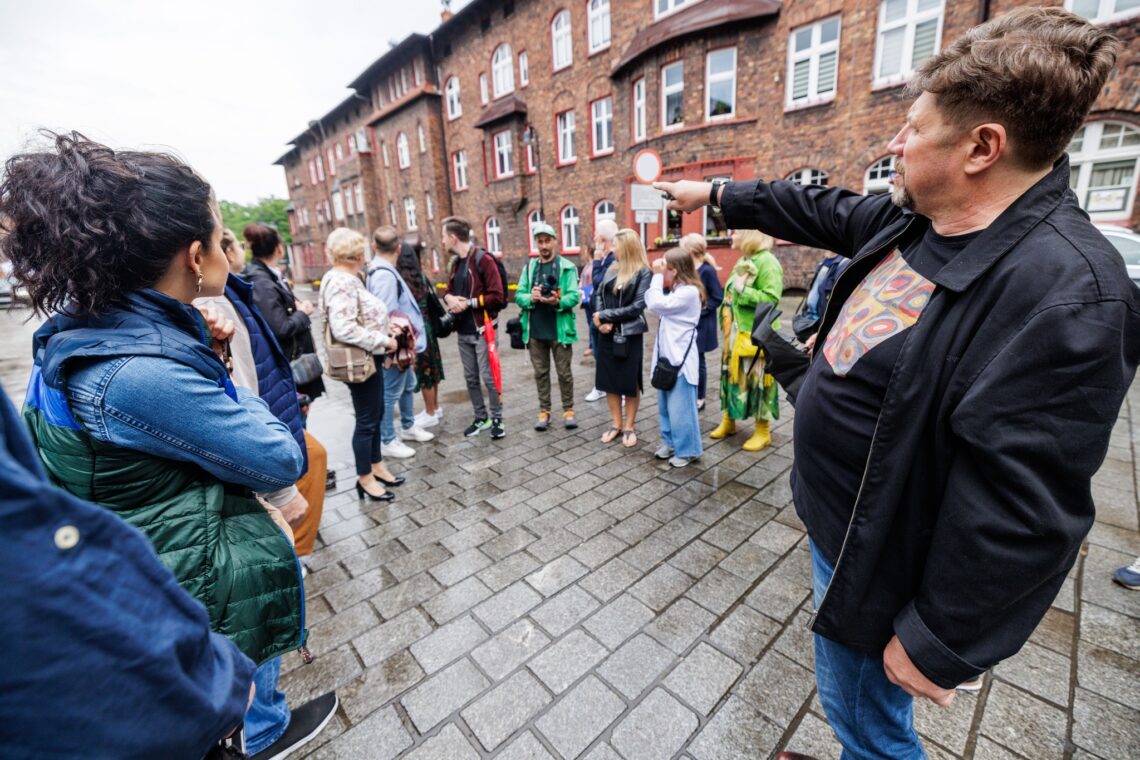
left=539, top=272, right=558, bottom=297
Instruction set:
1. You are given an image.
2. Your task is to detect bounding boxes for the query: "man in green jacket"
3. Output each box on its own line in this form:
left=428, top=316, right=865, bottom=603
left=516, top=222, right=581, bottom=430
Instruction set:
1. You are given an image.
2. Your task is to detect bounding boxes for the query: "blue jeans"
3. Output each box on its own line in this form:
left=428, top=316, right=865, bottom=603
left=810, top=540, right=926, bottom=760
left=346, top=368, right=385, bottom=475
left=245, top=658, right=289, bottom=754
left=381, top=365, right=415, bottom=443
left=657, top=377, right=702, bottom=458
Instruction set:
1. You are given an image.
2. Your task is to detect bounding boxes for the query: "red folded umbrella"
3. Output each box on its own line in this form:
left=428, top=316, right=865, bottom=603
left=483, top=312, right=503, bottom=394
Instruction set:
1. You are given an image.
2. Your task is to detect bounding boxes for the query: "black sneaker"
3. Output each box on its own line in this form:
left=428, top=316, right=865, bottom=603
left=249, top=691, right=338, bottom=760
left=464, top=418, right=491, bottom=437
left=490, top=418, right=506, bottom=439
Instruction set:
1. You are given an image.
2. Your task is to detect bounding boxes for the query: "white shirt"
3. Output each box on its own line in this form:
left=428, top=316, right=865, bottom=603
left=645, top=273, right=701, bottom=387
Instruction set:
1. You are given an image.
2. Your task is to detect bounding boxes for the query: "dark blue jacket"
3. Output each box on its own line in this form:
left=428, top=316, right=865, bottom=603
left=0, top=383, right=254, bottom=758
left=591, top=251, right=615, bottom=289
left=696, top=262, right=724, bottom=352
left=227, top=274, right=308, bottom=474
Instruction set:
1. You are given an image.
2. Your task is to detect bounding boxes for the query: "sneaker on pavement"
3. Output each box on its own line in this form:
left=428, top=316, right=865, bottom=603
left=584, top=387, right=605, bottom=402
left=380, top=439, right=416, bottom=458
left=249, top=691, right=338, bottom=760
left=1112, top=557, right=1140, bottom=590
left=957, top=675, right=984, bottom=692
left=654, top=445, right=675, bottom=460
left=414, top=410, right=439, bottom=429
left=464, top=418, right=491, bottom=437
left=399, top=425, right=435, bottom=442
left=563, top=409, right=578, bottom=429
left=491, top=418, right=506, bottom=439
left=534, top=411, right=551, bottom=431
left=669, top=456, right=694, bottom=468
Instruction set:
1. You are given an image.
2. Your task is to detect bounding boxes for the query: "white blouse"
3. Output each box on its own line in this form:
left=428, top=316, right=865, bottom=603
left=645, top=273, right=701, bottom=387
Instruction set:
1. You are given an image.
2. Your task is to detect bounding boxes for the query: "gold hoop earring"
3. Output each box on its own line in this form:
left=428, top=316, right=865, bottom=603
left=196, top=274, right=203, bottom=293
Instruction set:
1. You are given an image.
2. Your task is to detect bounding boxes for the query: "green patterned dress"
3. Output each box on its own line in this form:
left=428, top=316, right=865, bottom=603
left=718, top=249, right=783, bottom=421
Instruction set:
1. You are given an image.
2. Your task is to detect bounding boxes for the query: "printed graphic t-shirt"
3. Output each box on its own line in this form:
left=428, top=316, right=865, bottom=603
left=791, top=227, right=980, bottom=564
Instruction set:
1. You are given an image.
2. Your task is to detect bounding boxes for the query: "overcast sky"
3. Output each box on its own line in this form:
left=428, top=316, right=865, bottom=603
left=0, top=0, right=471, bottom=204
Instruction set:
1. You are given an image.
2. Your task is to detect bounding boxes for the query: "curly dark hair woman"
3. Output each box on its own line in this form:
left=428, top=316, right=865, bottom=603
left=5, top=133, right=331, bottom=757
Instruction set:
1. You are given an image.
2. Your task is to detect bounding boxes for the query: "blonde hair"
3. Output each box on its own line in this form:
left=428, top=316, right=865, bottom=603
left=664, top=247, right=707, bottom=307
left=326, top=227, right=367, bottom=264
left=679, top=232, right=720, bottom=270
left=613, top=228, right=650, bottom=290
left=734, top=229, right=774, bottom=256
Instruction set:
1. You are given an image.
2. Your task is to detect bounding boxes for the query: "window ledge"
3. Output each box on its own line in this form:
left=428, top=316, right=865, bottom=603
left=553, top=63, right=573, bottom=74
left=556, top=159, right=578, bottom=169
left=588, top=44, right=612, bottom=58
left=871, top=76, right=912, bottom=94
left=658, top=116, right=758, bottom=137
left=492, top=173, right=516, bottom=182
left=784, top=96, right=836, bottom=114
left=591, top=149, right=615, bottom=159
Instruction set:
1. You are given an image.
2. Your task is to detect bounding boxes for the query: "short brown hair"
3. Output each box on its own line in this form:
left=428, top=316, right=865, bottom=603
left=910, top=7, right=1117, bottom=169
left=442, top=216, right=471, bottom=242
left=371, top=225, right=399, bottom=254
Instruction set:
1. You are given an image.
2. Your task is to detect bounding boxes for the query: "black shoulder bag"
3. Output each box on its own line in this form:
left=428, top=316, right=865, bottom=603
left=651, top=326, right=696, bottom=392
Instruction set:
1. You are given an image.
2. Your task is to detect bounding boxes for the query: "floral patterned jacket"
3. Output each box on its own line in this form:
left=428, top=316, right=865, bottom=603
left=318, top=268, right=391, bottom=354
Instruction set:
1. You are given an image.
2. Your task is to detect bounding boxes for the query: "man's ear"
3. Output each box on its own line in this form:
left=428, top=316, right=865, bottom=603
left=964, top=122, right=1007, bottom=176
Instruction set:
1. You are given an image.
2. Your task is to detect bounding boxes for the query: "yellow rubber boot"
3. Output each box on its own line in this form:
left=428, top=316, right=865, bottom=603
left=742, top=420, right=771, bottom=452
left=709, top=413, right=736, bottom=439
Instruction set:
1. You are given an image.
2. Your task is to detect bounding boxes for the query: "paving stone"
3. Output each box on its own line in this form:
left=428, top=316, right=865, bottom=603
left=310, top=704, right=411, bottom=759
left=664, top=642, right=744, bottom=714
left=308, top=601, right=380, bottom=658
left=526, top=555, right=589, bottom=596
left=993, top=640, right=1071, bottom=707
left=477, top=551, right=541, bottom=592
left=718, top=541, right=779, bottom=582
left=711, top=601, right=784, bottom=665
left=422, top=576, right=493, bottom=625
left=1071, top=687, right=1140, bottom=760
left=278, top=645, right=362, bottom=707
left=489, top=503, right=540, bottom=532
left=772, top=611, right=816, bottom=669
left=387, top=543, right=451, bottom=582
left=354, top=608, right=433, bottom=667
left=322, top=567, right=392, bottom=613
left=303, top=534, right=367, bottom=571
left=737, top=651, right=815, bottom=726
left=304, top=563, right=351, bottom=598
left=669, top=539, right=728, bottom=578
left=528, top=629, right=610, bottom=694
left=340, top=539, right=409, bottom=578
left=1081, top=602, right=1140, bottom=660
left=530, top=585, right=601, bottom=637
left=370, top=572, right=443, bottom=620
left=687, top=566, right=752, bottom=615
left=460, top=670, right=552, bottom=751
left=441, top=521, right=499, bottom=554
left=621, top=534, right=676, bottom=571
left=448, top=503, right=498, bottom=530
left=536, top=676, right=626, bottom=759
left=979, top=682, right=1068, bottom=759
left=528, top=528, right=585, bottom=563
left=339, top=650, right=425, bottom=722
left=402, top=658, right=491, bottom=734
left=701, top=517, right=754, bottom=552
left=688, top=694, right=784, bottom=760
left=913, top=684, right=977, bottom=755
left=1029, top=607, right=1076, bottom=656
left=526, top=506, right=576, bottom=535
left=744, top=569, right=810, bottom=622
left=748, top=518, right=805, bottom=554
left=584, top=593, right=656, bottom=650
left=481, top=525, right=537, bottom=560
left=1077, top=640, right=1140, bottom=711
left=403, top=723, right=479, bottom=760
left=610, top=688, right=698, bottom=760
left=579, top=557, right=644, bottom=602
left=400, top=519, right=458, bottom=552
left=646, top=597, right=717, bottom=654
left=495, top=731, right=558, bottom=760
left=609, top=512, right=662, bottom=544
left=629, top=563, right=694, bottom=611
left=1082, top=544, right=1140, bottom=618
left=409, top=614, right=488, bottom=674
left=570, top=532, right=628, bottom=569
left=319, top=513, right=378, bottom=545
left=474, top=581, right=544, bottom=632
left=428, top=547, right=492, bottom=587
left=972, top=737, right=1031, bottom=760
left=471, top=619, right=551, bottom=681
left=597, top=633, right=676, bottom=699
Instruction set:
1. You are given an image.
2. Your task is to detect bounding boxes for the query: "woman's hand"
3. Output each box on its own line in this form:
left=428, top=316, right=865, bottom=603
left=651, top=258, right=667, bottom=274
left=195, top=304, right=236, bottom=361
left=599, top=322, right=614, bottom=334
left=592, top=313, right=602, bottom=328
left=296, top=299, right=315, bottom=316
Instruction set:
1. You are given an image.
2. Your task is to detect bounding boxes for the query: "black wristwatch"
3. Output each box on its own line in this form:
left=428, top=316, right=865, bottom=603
left=709, top=179, right=727, bottom=207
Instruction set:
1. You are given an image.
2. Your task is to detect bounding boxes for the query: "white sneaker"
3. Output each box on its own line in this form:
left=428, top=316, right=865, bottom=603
left=400, top=425, right=435, bottom=442
left=585, top=387, right=605, bottom=402
left=414, top=410, right=439, bottom=428
left=381, top=439, right=416, bottom=458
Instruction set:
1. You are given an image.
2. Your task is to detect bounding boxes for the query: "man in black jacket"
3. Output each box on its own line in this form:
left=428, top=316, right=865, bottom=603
left=660, top=8, right=1136, bottom=759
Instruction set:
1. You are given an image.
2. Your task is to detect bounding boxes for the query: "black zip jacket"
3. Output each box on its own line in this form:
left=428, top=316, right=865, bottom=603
left=721, top=157, right=1140, bottom=688
left=593, top=267, right=652, bottom=336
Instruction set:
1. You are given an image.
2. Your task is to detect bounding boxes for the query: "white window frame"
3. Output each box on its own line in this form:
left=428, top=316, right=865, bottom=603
left=308, top=159, right=317, bottom=185
left=327, top=148, right=336, bottom=176
left=479, top=74, right=489, bottom=105
left=787, top=168, right=830, bottom=186
left=417, top=124, right=426, bottom=153
left=397, top=133, right=410, bottom=169
left=552, top=10, right=573, bottom=72
left=1068, top=120, right=1140, bottom=221
left=864, top=156, right=894, bottom=194
left=354, top=183, right=364, bottom=212
left=485, top=217, right=502, bottom=254
left=425, top=192, right=435, bottom=221
left=525, top=125, right=537, bottom=173
left=706, top=47, right=737, bottom=121
left=655, top=0, right=699, bottom=20
left=528, top=210, right=546, bottom=253
left=661, top=61, right=684, bottom=131
left=872, top=0, right=945, bottom=89
left=316, top=155, right=325, bottom=181
left=1066, top=0, right=1140, bottom=24
left=334, top=143, right=344, bottom=161
left=388, top=201, right=397, bottom=226
left=632, top=78, right=647, bottom=143
left=591, top=96, right=614, bottom=156
left=492, top=44, right=515, bottom=97
left=594, top=200, right=616, bottom=228
left=413, top=58, right=425, bottom=86
left=453, top=150, right=469, bottom=190
left=332, top=189, right=345, bottom=221
left=445, top=76, right=462, bottom=120
left=557, top=110, right=577, bottom=164
left=519, top=51, right=529, bottom=86
left=381, top=141, right=390, bottom=167
left=345, top=186, right=355, bottom=216
left=404, top=196, right=418, bottom=230
left=493, top=129, right=515, bottom=179
left=561, top=206, right=581, bottom=251
left=588, top=0, right=611, bottom=54
left=786, top=15, right=841, bottom=110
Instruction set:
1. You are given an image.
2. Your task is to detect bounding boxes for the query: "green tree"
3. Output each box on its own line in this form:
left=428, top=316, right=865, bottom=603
left=218, top=197, right=292, bottom=246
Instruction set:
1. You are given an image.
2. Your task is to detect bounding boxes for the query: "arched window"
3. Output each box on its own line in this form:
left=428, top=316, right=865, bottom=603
left=445, top=76, right=462, bottom=120
left=528, top=210, right=546, bottom=253
left=492, top=44, right=515, bottom=98
left=787, top=167, right=829, bottom=186
left=561, top=206, right=581, bottom=251
left=485, top=217, right=502, bottom=254
left=864, top=156, right=894, bottom=194
left=396, top=133, right=410, bottom=169
left=594, top=200, right=616, bottom=228
left=1068, top=120, right=1140, bottom=220
left=552, top=10, right=573, bottom=71
left=588, top=0, right=611, bottom=53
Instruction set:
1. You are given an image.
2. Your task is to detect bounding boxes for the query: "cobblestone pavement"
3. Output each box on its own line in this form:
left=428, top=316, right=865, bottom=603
left=1, top=298, right=1138, bottom=759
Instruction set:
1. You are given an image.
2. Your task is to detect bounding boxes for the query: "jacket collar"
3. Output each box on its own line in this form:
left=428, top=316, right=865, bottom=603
left=929, top=156, right=1072, bottom=293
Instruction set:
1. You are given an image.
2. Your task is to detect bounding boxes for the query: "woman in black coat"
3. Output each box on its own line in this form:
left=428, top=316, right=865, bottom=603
left=242, top=224, right=325, bottom=400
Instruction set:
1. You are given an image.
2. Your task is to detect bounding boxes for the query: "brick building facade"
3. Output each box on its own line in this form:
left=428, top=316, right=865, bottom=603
left=277, top=0, right=1140, bottom=290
